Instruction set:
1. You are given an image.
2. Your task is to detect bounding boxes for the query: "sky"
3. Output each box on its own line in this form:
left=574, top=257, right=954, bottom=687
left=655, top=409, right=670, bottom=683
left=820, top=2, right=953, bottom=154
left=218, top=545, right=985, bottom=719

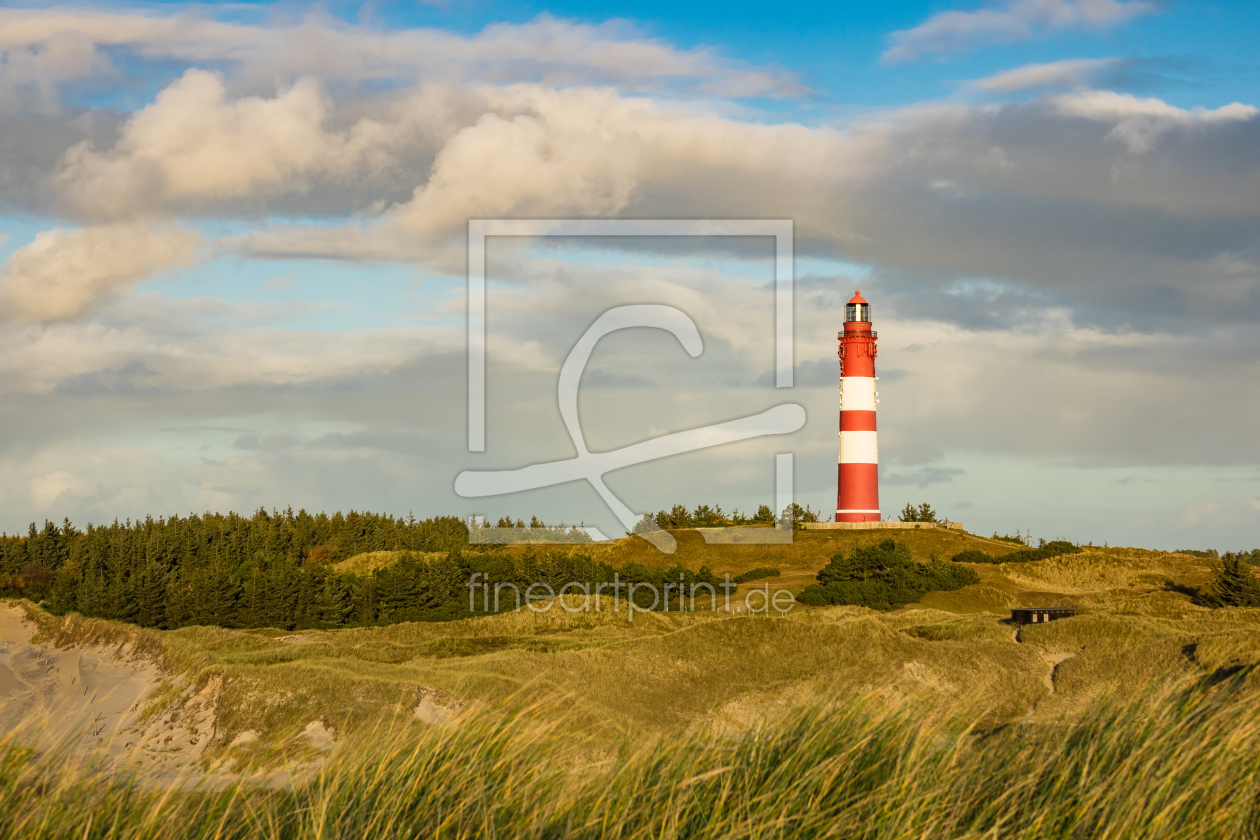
left=0, top=0, right=1258, bottom=549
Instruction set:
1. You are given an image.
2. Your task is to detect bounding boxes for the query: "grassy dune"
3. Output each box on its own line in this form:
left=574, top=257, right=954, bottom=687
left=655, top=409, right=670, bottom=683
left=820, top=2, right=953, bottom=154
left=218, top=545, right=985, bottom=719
left=5, top=673, right=1260, bottom=838
left=3, top=530, right=1258, bottom=838
left=343, top=527, right=1015, bottom=597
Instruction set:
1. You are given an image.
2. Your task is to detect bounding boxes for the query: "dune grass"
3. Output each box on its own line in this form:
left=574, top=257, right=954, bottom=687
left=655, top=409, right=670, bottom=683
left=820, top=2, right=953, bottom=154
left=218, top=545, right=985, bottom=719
left=4, top=671, right=1259, bottom=839
left=4, top=540, right=1235, bottom=757
left=336, top=529, right=1019, bottom=597
left=4, top=538, right=1256, bottom=838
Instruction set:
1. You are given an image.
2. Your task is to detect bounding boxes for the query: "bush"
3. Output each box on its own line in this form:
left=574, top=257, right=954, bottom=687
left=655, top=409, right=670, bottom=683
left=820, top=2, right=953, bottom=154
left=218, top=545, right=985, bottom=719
left=1204, top=554, right=1260, bottom=607
left=950, top=549, right=994, bottom=564
left=797, top=540, right=979, bottom=610
left=733, top=567, right=780, bottom=584
left=953, top=540, right=1080, bottom=565
left=1176, top=548, right=1220, bottom=559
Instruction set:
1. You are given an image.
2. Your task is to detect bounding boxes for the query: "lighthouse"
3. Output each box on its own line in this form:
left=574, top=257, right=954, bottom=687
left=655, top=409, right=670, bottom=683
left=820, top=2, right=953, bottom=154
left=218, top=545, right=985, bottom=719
left=836, top=291, right=880, bottom=523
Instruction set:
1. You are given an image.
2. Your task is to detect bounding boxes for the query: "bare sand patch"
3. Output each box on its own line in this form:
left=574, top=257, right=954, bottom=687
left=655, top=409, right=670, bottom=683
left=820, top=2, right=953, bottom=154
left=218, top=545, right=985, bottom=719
left=0, top=603, right=196, bottom=781
left=413, top=689, right=461, bottom=726
left=0, top=662, right=21, bottom=697
left=302, top=720, right=337, bottom=751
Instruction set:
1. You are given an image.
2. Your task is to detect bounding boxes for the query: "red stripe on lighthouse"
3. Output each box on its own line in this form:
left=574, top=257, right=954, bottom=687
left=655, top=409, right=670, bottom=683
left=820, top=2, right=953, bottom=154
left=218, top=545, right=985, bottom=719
left=840, top=410, right=877, bottom=432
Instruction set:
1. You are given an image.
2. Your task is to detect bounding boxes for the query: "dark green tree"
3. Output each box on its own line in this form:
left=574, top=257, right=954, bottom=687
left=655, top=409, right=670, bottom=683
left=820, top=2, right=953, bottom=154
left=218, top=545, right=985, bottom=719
left=49, top=563, right=79, bottom=614
left=899, top=502, right=938, bottom=523
left=818, top=539, right=913, bottom=583
left=134, top=560, right=167, bottom=627
left=1205, top=553, right=1260, bottom=607
left=780, top=503, right=820, bottom=525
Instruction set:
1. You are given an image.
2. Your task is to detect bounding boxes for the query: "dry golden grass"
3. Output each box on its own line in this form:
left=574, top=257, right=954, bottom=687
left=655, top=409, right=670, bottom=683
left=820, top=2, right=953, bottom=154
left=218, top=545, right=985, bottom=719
left=5, top=534, right=1256, bottom=788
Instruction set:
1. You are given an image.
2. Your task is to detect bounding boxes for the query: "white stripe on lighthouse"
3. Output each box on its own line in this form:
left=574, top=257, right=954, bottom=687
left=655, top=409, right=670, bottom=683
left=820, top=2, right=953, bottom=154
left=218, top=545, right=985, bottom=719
left=838, top=430, right=878, bottom=464
left=839, top=377, right=876, bottom=411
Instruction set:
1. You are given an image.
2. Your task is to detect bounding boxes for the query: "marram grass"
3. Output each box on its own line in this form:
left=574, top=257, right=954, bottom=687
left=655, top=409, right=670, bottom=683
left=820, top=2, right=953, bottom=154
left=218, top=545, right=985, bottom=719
left=3, top=674, right=1259, bottom=840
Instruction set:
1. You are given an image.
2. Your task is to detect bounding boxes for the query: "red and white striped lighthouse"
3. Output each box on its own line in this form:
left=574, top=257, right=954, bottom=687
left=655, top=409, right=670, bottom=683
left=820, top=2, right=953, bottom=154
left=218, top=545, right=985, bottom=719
left=836, top=291, right=880, bottom=523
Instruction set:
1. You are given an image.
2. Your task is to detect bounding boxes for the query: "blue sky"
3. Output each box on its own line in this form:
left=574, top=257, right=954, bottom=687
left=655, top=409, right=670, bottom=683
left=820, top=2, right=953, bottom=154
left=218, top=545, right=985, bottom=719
left=0, top=0, right=1258, bottom=548
left=107, top=0, right=1260, bottom=110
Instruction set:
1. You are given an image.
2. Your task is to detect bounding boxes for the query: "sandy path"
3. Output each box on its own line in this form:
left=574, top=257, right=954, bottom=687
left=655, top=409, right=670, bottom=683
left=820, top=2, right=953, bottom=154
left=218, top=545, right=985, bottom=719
left=1041, top=652, right=1075, bottom=693
left=1009, top=623, right=1074, bottom=695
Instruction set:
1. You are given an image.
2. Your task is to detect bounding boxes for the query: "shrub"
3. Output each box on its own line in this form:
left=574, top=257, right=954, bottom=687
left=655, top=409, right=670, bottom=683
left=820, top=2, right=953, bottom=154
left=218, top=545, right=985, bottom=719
left=733, top=567, right=780, bottom=584
left=953, top=540, right=1080, bottom=565
left=797, top=540, right=979, bottom=610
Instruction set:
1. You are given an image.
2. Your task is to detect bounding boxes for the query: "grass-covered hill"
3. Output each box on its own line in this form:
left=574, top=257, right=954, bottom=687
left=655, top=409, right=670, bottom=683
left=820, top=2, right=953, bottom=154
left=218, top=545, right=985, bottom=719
left=337, top=526, right=1017, bottom=600
left=0, top=511, right=1018, bottom=630
left=4, top=528, right=1260, bottom=838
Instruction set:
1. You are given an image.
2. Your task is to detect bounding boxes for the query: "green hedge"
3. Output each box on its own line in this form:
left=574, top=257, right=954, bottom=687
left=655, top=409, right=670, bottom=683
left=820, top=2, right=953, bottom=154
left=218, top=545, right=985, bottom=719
left=952, top=540, right=1080, bottom=565
left=797, top=539, right=979, bottom=611
left=733, top=567, right=780, bottom=584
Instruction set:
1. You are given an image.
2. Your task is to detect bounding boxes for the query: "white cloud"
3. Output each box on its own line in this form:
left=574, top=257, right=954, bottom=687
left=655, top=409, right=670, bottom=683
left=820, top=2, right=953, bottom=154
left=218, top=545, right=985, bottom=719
left=387, top=87, right=647, bottom=243
left=0, top=310, right=459, bottom=394
left=56, top=70, right=395, bottom=219
left=0, top=9, right=799, bottom=99
left=30, top=469, right=92, bottom=507
left=1050, top=90, right=1258, bottom=152
left=884, top=0, right=1156, bottom=64
left=1182, top=500, right=1222, bottom=527
left=0, top=223, right=198, bottom=322
left=973, top=57, right=1123, bottom=91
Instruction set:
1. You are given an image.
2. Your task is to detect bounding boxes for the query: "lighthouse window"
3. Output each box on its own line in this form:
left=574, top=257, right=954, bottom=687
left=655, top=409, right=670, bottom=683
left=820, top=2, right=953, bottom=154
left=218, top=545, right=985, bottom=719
left=846, top=303, right=870, bottom=322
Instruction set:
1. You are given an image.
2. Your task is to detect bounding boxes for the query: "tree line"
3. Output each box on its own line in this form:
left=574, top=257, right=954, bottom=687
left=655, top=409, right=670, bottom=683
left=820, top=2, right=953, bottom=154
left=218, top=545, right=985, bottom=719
left=0, top=509, right=736, bottom=630
left=0, top=509, right=469, bottom=629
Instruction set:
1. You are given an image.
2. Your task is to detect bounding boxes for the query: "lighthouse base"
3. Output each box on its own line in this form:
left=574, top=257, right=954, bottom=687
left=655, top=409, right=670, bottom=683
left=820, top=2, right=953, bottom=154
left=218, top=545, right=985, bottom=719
left=836, top=462, right=879, bottom=523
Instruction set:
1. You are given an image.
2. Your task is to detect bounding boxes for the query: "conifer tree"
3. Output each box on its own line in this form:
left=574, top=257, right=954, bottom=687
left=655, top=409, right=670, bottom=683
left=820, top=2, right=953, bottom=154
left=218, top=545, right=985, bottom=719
left=134, top=560, right=168, bottom=627
left=1206, top=553, right=1260, bottom=607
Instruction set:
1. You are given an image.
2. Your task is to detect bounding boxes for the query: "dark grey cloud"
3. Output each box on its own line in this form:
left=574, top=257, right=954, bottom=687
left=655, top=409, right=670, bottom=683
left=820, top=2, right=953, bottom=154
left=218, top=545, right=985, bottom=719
left=883, top=466, right=966, bottom=488
left=51, top=359, right=161, bottom=396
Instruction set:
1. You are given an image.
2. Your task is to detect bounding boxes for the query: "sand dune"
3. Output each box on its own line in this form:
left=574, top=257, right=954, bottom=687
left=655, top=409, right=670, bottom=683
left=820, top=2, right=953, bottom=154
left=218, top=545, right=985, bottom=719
left=0, top=603, right=207, bottom=779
